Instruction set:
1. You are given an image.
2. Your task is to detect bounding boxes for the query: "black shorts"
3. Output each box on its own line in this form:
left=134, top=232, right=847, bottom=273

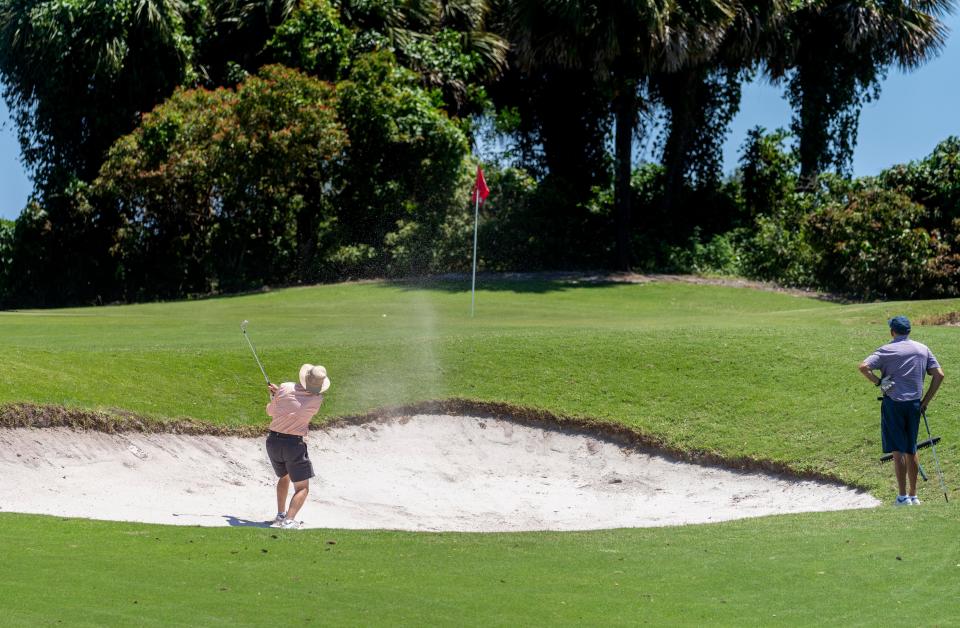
left=265, top=432, right=315, bottom=482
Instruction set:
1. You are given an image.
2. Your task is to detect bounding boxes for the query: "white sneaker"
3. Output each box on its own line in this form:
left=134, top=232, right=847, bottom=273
left=272, top=513, right=286, bottom=526
left=909, top=496, right=921, bottom=505
left=894, top=496, right=911, bottom=507
left=280, top=519, right=301, bottom=530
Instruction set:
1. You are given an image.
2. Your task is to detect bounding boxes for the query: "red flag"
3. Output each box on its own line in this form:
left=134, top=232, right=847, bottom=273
left=474, top=166, right=490, bottom=205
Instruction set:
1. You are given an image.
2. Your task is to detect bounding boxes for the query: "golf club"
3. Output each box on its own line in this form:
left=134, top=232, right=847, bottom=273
left=240, top=320, right=270, bottom=385
left=921, top=409, right=949, bottom=502
left=879, top=436, right=940, bottom=461
left=879, top=451, right=930, bottom=481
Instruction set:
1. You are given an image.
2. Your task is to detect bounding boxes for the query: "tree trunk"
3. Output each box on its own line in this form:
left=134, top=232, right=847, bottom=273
left=658, top=68, right=700, bottom=219
left=796, top=62, right=828, bottom=188
left=613, top=83, right=637, bottom=270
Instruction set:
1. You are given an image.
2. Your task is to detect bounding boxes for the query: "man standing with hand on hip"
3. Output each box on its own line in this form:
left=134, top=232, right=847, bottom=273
left=859, top=316, right=944, bottom=506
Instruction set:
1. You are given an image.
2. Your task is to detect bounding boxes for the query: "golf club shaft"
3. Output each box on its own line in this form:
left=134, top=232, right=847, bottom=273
left=242, top=331, right=270, bottom=385
left=921, top=410, right=949, bottom=502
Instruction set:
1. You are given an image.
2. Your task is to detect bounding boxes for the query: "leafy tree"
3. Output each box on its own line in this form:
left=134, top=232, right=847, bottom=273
left=879, top=136, right=960, bottom=233
left=651, top=0, right=784, bottom=216
left=807, top=186, right=937, bottom=299
left=194, top=0, right=297, bottom=85
left=767, top=0, right=950, bottom=182
left=265, top=0, right=355, bottom=79
left=739, top=126, right=798, bottom=218
left=0, top=0, right=197, bottom=194
left=94, top=65, right=348, bottom=299
left=336, top=0, right=507, bottom=115
left=505, top=0, right=735, bottom=269
left=484, top=62, right=613, bottom=261
left=332, top=51, right=470, bottom=275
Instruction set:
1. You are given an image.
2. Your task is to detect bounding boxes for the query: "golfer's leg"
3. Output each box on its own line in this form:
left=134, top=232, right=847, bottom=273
left=285, top=480, right=310, bottom=521
left=276, top=474, right=290, bottom=514
left=907, top=453, right=919, bottom=496
left=892, top=452, right=908, bottom=496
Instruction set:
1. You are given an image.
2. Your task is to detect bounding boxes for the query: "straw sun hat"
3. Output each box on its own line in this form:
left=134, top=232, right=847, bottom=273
left=299, top=364, right=331, bottom=394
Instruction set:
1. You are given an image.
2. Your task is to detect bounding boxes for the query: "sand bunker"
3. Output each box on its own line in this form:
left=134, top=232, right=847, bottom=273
left=0, top=414, right=879, bottom=531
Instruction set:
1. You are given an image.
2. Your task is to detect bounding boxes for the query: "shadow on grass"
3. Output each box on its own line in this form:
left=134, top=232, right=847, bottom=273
left=392, top=272, right=625, bottom=294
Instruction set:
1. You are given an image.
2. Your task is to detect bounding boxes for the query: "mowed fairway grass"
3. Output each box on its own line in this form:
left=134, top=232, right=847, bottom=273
left=1, top=278, right=959, bottom=625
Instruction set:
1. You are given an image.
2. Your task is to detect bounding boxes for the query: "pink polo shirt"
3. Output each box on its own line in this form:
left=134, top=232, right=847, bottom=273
left=265, top=382, right=325, bottom=436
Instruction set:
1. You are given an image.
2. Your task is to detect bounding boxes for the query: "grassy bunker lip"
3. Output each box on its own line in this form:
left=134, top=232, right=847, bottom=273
left=2, top=399, right=871, bottom=492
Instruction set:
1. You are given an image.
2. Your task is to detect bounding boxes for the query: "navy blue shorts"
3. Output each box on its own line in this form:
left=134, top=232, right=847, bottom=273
left=880, top=397, right=921, bottom=454
left=265, top=432, right=315, bottom=482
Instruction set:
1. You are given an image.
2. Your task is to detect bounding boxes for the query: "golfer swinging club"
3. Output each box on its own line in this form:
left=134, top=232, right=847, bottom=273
left=265, top=363, right=330, bottom=529
left=859, top=316, right=944, bottom=506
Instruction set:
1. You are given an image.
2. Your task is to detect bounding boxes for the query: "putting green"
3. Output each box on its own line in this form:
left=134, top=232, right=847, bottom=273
left=1, top=277, right=957, bottom=624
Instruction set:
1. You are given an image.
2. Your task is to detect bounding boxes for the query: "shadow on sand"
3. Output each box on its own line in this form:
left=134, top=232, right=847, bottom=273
left=223, top=515, right=273, bottom=528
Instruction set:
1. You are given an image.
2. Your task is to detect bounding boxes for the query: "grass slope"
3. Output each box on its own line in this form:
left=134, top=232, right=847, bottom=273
left=2, top=278, right=960, bottom=624
left=2, top=279, right=957, bottom=492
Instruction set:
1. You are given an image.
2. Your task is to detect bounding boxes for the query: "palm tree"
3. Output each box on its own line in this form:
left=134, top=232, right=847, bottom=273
left=337, top=0, right=508, bottom=112
left=767, top=0, right=952, bottom=183
left=506, top=0, right=735, bottom=269
left=652, top=0, right=785, bottom=218
left=0, top=0, right=194, bottom=188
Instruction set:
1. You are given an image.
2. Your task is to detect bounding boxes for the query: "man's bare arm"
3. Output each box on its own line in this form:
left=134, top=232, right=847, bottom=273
left=921, top=367, right=945, bottom=411
left=859, top=361, right=881, bottom=386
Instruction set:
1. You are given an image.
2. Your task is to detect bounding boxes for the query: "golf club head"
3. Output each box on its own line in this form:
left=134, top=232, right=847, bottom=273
left=240, top=319, right=249, bottom=332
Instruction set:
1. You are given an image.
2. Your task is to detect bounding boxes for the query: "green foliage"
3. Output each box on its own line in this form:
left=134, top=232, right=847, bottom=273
left=739, top=200, right=817, bottom=287
left=334, top=51, right=470, bottom=276
left=95, top=65, right=348, bottom=299
left=84, top=53, right=470, bottom=299
left=336, top=0, right=506, bottom=115
left=627, top=162, right=744, bottom=271
left=662, top=228, right=743, bottom=275
left=739, top=127, right=798, bottom=218
left=0, top=0, right=198, bottom=190
left=806, top=187, right=938, bottom=300
left=879, top=136, right=960, bottom=232
left=265, top=0, right=354, bottom=79
left=475, top=166, right=541, bottom=271
left=0, top=218, right=13, bottom=293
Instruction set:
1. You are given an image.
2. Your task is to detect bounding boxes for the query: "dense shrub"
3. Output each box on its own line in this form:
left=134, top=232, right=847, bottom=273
left=662, top=228, right=743, bottom=276
left=627, top=162, right=745, bottom=271
left=333, top=51, right=470, bottom=276
left=95, top=65, right=348, bottom=299
left=738, top=199, right=817, bottom=287
left=878, top=136, right=960, bottom=233
left=740, top=127, right=798, bottom=219
left=806, top=188, right=938, bottom=299
left=86, top=54, right=471, bottom=299
left=474, top=167, right=542, bottom=271
left=0, top=218, right=13, bottom=295
left=265, top=0, right=354, bottom=80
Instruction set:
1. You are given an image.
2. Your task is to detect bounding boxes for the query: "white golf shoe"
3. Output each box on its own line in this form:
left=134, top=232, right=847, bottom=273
left=894, top=496, right=911, bottom=507
left=272, top=513, right=286, bottom=526
left=909, top=496, right=921, bottom=505
left=280, top=519, right=302, bottom=530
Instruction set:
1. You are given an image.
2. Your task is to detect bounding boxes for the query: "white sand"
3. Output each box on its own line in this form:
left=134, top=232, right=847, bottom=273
left=0, top=414, right=879, bottom=531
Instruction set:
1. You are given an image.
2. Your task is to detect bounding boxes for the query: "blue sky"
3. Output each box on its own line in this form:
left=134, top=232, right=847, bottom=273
left=2, top=12, right=959, bottom=220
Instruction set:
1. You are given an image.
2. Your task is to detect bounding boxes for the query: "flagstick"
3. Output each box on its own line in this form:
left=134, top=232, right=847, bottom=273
left=470, top=188, right=479, bottom=317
